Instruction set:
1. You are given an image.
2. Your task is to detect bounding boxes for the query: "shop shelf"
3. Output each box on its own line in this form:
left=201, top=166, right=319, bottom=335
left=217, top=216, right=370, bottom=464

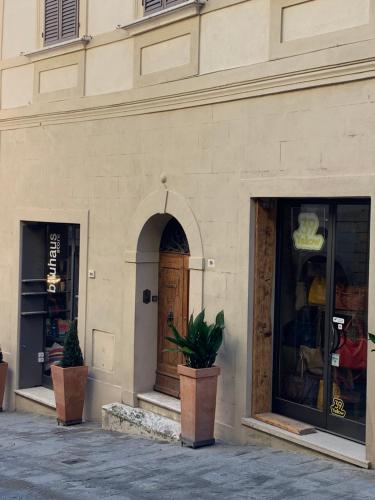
left=21, top=311, right=48, bottom=316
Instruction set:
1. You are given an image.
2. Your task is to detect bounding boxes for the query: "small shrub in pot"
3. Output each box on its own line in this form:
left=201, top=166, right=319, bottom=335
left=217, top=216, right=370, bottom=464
left=51, top=320, right=88, bottom=425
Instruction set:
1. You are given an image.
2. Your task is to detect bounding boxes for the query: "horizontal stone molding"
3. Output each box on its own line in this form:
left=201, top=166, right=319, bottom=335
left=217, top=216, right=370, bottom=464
left=2, top=47, right=375, bottom=130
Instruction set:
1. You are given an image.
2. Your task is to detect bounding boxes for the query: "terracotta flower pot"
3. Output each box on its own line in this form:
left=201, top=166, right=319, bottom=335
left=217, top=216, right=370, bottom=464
left=0, top=362, right=8, bottom=411
left=178, top=364, right=220, bottom=448
left=51, top=364, right=88, bottom=425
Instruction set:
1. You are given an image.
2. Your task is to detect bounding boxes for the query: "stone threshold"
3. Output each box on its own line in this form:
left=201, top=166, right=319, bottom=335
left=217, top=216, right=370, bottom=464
left=138, top=391, right=181, bottom=413
left=138, top=391, right=181, bottom=423
left=242, top=417, right=369, bottom=469
left=15, top=387, right=56, bottom=409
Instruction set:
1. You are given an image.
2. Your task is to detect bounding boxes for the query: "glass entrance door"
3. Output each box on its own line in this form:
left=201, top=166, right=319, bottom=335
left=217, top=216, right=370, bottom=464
left=274, top=200, right=370, bottom=442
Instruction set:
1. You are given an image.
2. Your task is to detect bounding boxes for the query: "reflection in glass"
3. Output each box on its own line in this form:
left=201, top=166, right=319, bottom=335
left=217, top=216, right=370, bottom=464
left=331, top=204, right=369, bottom=424
left=278, top=204, right=328, bottom=410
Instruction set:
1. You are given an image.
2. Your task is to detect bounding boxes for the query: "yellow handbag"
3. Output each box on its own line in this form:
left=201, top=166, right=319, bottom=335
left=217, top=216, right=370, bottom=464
left=317, top=381, right=341, bottom=411
left=308, top=276, right=326, bottom=305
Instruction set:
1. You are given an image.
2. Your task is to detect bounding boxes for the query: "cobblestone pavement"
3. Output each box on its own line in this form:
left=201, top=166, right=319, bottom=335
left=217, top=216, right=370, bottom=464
left=0, top=412, right=375, bottom=499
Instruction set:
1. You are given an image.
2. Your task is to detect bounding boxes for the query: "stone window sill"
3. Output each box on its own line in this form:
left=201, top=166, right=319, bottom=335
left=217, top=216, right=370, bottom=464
left=22, top=36, right=91, bottom=60
left=118, top=0, right=205, bottom=37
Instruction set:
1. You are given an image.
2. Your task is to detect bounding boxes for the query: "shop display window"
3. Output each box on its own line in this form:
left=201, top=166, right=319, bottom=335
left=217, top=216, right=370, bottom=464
left=19, top=222, right=80, bottom=389
left=274, top=200, right=370, bottom=443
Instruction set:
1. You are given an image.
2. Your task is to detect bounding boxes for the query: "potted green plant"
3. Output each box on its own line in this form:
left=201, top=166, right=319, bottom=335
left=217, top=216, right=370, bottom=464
left=51, top=320, right=88, bottom=425
left=0, top=347, right=8, bottom=411
left=166, top=310, right=224, bottom=448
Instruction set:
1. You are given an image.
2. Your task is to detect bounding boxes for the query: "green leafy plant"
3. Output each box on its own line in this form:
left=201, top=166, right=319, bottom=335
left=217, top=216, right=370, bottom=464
left=369, top=333, right=375, bottom=352
left=165, top=310, right=224, bottom=369
left=61, top=320, right=84, bottom=368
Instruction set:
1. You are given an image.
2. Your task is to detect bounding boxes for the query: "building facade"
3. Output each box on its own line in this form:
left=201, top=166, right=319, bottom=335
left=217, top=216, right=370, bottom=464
left=1, top=0, right=375, bottom=465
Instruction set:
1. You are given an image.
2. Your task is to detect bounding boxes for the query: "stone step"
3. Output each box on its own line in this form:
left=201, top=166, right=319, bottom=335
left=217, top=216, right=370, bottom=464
left=102, top=403, right=181, bottom=442
left=15, top=387, right=56, bottom=418
left=137, top=391, right=181, bottom=422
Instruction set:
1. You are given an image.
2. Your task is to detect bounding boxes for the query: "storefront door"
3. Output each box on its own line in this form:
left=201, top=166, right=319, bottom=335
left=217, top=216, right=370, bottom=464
left=274, top=200, right=370, bottom=443
left=19, top=222, right=80, bottom=390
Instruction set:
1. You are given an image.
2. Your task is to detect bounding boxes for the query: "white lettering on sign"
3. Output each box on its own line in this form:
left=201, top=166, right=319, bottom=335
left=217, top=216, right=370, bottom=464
left=333, top=317, right=345, bottom=325
left=293, top=213, right=324, bottom=251
left=46, top=233, right=61, bottom=293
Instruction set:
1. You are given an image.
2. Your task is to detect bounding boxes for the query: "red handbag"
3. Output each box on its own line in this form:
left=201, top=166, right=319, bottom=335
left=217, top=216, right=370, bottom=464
left=336, top=318, right=367, bottom=370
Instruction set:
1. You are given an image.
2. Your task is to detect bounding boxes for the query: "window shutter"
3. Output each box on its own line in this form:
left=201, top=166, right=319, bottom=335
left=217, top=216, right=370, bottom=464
left=144, top=0, right=163, bottom=13
left=44, top=0, right=59, bottom=44
left=44, top=0, right=78, bottom=45
left=61, top=0, right=79, bottom=40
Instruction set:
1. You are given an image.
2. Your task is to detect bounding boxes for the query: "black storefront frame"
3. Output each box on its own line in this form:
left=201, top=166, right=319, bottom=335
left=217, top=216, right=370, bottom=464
left=19, top=222, right=80, bottom=390
left=272, top=198, right=370, bottom=443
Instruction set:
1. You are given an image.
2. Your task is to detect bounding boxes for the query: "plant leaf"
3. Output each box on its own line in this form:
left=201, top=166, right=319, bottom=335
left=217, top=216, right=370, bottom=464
left=215, top=310, right=224, bottom=329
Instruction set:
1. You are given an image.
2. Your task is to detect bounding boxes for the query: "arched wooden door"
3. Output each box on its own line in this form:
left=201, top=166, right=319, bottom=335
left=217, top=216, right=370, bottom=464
left=154, top=219, right=189, bottom=398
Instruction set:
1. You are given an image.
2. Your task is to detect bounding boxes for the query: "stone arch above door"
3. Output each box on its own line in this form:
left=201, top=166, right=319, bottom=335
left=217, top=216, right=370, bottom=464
left=125, top=189, right=204, bottom=270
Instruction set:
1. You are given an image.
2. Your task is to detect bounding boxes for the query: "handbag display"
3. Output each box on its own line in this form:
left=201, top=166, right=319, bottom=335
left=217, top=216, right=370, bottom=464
left=299, top=345, right=324, bottom=377
left=335, top=284, right=367, bottom=312
left=336, top=317, right=367, bottom=370
left=283, top=373, right=319, bottom=406
left=308, top=276, right=326, bottom=306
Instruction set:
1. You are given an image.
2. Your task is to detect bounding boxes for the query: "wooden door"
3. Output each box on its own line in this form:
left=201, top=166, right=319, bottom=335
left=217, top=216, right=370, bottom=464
left=155, top=252, right=189, bottom=398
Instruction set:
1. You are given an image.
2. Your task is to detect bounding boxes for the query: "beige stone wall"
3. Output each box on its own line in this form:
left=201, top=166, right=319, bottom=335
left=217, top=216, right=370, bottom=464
left=87, top=0, right=135, bottom=35
left=1, top=0, right=375, bottom=461
left=281, top=0, right=371, bottom=42
left=2, top=0, right=375, bottom=109
left=2, top=0, right=38, bottom=59
left=1, top=76, right=375, bottom=450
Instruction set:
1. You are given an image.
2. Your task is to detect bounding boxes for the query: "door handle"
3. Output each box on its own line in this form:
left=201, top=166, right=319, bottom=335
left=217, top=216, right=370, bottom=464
left=167, top=311, right=174, bottom=326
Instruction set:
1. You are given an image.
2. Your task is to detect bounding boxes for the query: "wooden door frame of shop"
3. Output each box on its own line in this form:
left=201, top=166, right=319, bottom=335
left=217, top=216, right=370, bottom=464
left=251, top=199, right=277, bottom=416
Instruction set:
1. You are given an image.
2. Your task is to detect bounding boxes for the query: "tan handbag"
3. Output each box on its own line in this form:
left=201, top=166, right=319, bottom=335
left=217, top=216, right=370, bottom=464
left=299, top=345, right=324, bottom=377
left=308, top=276, right=326, bottom=306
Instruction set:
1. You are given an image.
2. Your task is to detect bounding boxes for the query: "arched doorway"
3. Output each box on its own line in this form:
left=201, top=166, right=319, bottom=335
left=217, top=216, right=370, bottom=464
left=123, top=189, right=204, bottom=405
left=155, top=218, right=190, bottom=397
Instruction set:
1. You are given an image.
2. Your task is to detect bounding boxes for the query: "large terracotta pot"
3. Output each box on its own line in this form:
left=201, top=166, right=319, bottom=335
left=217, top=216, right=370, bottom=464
left=0, top=362, right=8, bottom=411
left=178, top=364, right=220, bottom=448
left=51, top=365, right=88, bottom=425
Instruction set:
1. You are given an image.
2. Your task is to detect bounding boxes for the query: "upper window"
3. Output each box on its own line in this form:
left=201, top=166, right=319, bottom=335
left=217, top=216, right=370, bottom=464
left=143, top=0, right=188, bottom=15
left=44, top=0, right=79, bottom=46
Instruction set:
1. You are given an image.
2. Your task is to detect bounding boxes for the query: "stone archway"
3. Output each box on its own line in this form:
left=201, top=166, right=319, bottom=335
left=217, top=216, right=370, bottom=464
left=121, top=189, right=204, bottom=406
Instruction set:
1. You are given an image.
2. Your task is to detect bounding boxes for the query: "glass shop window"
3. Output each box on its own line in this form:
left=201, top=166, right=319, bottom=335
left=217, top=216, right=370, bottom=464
left=19, top=222, right=80, bottom=389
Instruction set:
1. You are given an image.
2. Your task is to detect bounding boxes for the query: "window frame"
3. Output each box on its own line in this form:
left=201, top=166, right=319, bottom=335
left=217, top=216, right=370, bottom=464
left=43, top=0, right=80, bottom=47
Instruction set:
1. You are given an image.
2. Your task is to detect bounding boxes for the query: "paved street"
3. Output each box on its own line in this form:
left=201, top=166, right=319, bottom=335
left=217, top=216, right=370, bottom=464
left=0, top=412, right=375, bottom=499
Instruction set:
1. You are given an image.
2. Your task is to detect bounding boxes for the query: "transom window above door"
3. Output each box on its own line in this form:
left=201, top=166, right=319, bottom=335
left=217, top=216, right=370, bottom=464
left=143, top=0, right=188, bottom=15
left=44, top=0, right=79, bottom=45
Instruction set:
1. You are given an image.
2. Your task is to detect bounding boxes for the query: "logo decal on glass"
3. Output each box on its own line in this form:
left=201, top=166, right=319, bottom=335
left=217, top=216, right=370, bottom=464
left=293, top=213, right=324, bottom=251
left=330, top=397, right=346, bottom=418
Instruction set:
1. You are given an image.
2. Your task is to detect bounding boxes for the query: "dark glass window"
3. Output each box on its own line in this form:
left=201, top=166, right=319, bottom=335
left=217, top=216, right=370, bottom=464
left=160, top=218, right=189, bottom=254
